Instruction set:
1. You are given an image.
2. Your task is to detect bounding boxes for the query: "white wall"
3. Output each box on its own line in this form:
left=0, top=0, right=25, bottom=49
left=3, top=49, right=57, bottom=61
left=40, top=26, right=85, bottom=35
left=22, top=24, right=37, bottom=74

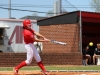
left=0, top=20, right=39, bottom=53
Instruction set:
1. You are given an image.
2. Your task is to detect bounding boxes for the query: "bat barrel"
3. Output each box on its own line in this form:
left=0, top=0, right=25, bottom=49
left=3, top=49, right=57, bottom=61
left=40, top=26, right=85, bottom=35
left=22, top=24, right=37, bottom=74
left=51, top=40, right=66, bottom=46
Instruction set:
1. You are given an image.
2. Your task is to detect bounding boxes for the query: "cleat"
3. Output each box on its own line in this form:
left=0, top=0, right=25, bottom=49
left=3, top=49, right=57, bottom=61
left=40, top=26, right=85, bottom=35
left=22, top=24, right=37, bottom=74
left=13, top=68, right=18, bottom=75
left=42, top=71, right=52, bottom=75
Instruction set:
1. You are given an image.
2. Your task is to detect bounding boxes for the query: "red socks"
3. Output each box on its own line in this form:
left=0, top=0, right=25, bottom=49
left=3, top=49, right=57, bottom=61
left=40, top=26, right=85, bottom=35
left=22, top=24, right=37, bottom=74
left=38, top=61, right=46, bottom=71
left=15, top=61, right=27, bottom=70
left=15, top=61, right=46, bottom=71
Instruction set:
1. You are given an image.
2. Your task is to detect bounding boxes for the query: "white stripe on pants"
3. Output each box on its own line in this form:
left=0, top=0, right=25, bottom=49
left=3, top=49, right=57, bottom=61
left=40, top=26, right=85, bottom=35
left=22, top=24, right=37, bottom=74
left=25, top=43, right=41, bottom=65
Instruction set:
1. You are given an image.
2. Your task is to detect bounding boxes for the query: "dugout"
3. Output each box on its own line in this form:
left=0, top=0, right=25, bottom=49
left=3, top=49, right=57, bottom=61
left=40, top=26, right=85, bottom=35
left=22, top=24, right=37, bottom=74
left=37, top=11, right=100, bottom=65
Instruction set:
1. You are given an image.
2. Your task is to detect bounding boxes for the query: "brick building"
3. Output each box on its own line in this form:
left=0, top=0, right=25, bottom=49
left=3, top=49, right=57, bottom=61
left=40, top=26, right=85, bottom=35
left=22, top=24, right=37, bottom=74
left=37, top=11, right=100, bottom=65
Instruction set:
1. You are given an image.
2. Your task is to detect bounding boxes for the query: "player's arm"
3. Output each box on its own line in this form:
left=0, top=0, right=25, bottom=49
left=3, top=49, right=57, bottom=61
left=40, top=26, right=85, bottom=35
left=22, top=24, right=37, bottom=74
left=93, top=54, right=97, bottom=58
left=94, top=54, right=96, bottom=56
left=34, top=31, right=50, bottom=42
left=34, top=31, right=45, bottom=39
left=34, top=37, right=46, bottom=42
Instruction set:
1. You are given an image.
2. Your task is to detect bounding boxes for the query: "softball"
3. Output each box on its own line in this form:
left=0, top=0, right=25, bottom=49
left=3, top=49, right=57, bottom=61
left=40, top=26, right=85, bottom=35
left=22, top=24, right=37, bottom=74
left=89, top=42, right=93, bottom=46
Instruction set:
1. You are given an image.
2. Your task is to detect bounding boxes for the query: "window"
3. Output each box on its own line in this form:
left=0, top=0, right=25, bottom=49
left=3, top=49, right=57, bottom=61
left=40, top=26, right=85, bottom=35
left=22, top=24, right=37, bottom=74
left=0, top=28, right=4, bottom=45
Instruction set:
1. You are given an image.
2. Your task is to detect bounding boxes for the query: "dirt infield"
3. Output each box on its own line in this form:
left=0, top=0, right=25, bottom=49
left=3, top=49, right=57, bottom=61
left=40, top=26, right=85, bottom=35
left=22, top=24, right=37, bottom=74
left=0, top=71, right=100, bottom=75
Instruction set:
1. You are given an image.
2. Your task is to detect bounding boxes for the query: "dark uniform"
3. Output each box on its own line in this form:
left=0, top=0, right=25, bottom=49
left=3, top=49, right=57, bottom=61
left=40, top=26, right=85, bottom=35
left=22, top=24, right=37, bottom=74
left=86, top=45, right=96, bottom=64
left=82, top=49, right=88, bottom=55
left=94, top=48, right=100, bottom=55
left=87, top=45, right=95, bottom=56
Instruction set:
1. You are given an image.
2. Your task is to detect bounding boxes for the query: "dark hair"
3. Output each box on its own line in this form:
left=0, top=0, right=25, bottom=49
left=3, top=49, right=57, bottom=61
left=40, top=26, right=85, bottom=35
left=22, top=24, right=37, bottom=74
left=22, top=26, right=25, bottom=29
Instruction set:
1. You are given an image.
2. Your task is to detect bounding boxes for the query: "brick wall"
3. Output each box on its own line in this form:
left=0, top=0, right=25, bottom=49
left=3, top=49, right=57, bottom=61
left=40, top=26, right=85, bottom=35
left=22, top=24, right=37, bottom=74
left=0, top=53, right=82, bottom=67
left=39, top=23, right=82, bottom=65
left=39, top=24, right=80, bottom=53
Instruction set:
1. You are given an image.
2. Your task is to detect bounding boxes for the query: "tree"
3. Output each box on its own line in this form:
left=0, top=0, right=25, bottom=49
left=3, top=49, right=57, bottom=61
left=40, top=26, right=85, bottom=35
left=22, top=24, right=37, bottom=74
left=90, top=0, right=100, bottom=12
left=32, top=12, right=38, bottom=16
left=46, top=9, right=67, bottom=17
left=62, top=8, right=67, bottom=13
left=45, top=10, right=54, bottom=17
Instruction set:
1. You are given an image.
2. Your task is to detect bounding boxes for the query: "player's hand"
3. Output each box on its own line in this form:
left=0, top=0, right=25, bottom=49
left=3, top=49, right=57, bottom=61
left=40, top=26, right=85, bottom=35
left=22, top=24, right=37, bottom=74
left=44, top=38, right=50, bottom=42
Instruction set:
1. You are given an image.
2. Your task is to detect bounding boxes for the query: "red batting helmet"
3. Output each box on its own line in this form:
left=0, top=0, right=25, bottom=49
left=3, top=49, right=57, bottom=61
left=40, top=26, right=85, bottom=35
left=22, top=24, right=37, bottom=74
left=23, top=19, right=32, bottom=27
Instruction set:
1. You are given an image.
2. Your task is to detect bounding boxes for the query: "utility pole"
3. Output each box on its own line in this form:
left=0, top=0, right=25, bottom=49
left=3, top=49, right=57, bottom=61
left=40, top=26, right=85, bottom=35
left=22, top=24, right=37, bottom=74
left=8, top=0, right=11, bottom=18
left=57, top=0, right=62, bottom=14
left=54, top=0, right=62, bottom=16
left=54, top=1, right=58, bottom=16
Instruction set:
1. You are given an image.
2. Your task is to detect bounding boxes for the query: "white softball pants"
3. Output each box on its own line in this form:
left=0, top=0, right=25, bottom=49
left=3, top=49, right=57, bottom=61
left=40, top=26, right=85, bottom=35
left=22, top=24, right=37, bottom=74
left=25, top=43, right=41, bottom=65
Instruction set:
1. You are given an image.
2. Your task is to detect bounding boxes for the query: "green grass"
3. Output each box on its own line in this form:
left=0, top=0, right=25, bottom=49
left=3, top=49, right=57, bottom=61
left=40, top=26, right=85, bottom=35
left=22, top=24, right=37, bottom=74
left=0, top=65, right=100, bottom=71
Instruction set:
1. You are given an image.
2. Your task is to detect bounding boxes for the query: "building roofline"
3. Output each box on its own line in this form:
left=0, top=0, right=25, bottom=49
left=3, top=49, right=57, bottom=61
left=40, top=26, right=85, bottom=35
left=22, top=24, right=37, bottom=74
left=38, top=10, right=100, bottom=22
left=0, top=18, right=37, bottom=22
left=37, top=10, right=79, bottom=21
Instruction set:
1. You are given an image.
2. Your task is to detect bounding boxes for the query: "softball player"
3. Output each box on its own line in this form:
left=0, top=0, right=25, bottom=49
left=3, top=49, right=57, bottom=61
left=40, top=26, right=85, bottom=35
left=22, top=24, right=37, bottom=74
left=13, top=19, right=51, bottom=75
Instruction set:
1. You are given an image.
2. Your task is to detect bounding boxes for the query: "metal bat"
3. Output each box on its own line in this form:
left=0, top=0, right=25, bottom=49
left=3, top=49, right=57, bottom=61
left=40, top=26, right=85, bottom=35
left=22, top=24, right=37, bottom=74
left=51, top=40, right=66, bottom=46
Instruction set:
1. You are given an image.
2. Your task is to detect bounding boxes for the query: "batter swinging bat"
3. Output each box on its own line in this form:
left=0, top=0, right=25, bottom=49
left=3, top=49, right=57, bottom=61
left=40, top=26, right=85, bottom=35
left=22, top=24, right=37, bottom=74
left=51, top=40, right=66, bottom=46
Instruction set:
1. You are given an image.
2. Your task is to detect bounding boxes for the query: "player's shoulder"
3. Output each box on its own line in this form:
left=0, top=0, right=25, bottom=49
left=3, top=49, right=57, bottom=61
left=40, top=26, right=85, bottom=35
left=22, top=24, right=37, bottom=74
left=23, top=29, right=30, bottom=35
left=30, top=29, right=35, bottom=32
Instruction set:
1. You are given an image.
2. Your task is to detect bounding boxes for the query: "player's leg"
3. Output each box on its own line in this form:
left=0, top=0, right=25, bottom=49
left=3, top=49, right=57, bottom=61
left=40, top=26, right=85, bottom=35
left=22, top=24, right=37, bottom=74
left=32, top=44, right=51, bottom=75
left=85, top=54, right=91, bottom=65
left=13, top=61, right=26, bottom=75
left=32, top=44, right=45, bottom=70
left=14, top=44, right=34, bottom=75
left=93, top=55, right=96, bottom=65
left=25, top=44, right=34, bottom=64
